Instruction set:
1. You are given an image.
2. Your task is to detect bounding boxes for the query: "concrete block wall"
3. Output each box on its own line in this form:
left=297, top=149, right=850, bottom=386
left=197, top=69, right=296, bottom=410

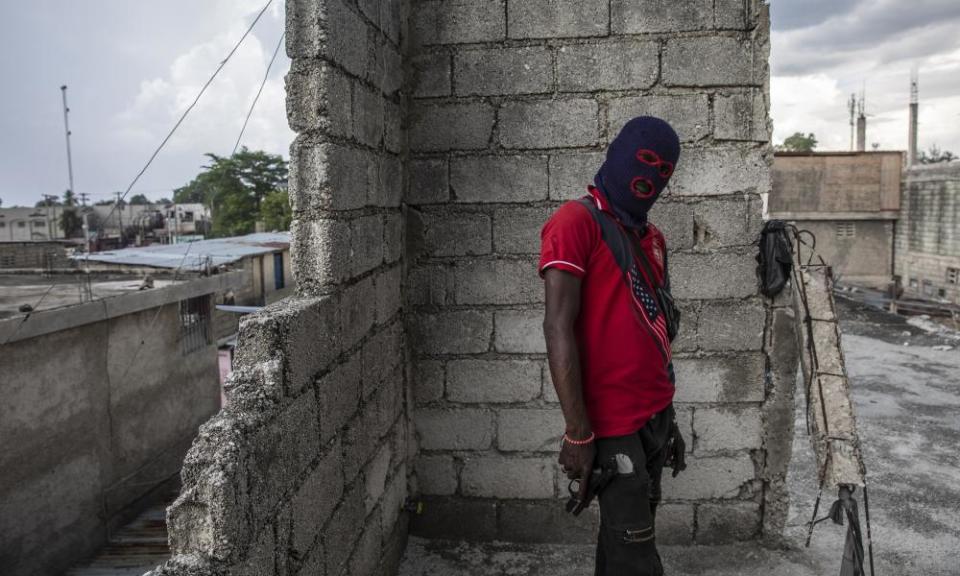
left=151, top=0, right=411, bottom=574
left=406, top=0, right=790, bottom=544
left=896, top=163, right=960, bottom=304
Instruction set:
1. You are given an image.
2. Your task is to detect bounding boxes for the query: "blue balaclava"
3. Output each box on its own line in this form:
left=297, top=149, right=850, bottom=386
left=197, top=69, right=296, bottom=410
left=595, top=116, right=681, bottom=230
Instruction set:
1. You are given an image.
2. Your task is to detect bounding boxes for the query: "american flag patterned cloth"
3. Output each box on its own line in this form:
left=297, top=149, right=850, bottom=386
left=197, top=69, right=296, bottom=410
left=628, top=264, right=671, bottom=359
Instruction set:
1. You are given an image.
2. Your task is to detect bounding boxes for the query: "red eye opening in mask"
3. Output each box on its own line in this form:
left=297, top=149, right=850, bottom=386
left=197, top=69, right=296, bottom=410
left=636, top=149, right=675, bottom=178
left=630, top=176, right=655, bottom=199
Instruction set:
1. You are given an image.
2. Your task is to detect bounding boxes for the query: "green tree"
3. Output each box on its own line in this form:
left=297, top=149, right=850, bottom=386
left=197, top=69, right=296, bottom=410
left=259, top=190, right=292, bottom=231
left=174, top=148, right=288, bottom=237
left=129, top=193, right=151, bottom=205
left=918, top=144, right=957, bottom=164
left=778, top=132, right=818, bottom=152
left=63, top=190, right=77, bottom=207
left=60, top=208, right=83, bottom=238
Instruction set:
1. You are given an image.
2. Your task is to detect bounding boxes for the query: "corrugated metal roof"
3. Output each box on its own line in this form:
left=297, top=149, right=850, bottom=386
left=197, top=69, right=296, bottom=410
left=72, top=232, right=290, bottom=271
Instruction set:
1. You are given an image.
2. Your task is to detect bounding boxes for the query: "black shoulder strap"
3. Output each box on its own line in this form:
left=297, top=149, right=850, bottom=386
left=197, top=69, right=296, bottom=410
left=576, top=197, right=630, bottom=275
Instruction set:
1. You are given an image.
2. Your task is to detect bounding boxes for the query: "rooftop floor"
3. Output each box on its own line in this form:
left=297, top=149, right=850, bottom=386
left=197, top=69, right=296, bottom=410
left=398, top=296, right=960, bottom=576
left=0, top=273, right=182, bottom=319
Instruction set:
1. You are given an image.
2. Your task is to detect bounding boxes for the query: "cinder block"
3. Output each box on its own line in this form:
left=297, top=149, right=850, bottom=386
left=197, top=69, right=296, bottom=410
left=661, top=454, right=754, bottom=500
left=655, top=503, right=694, bottom=544
left=347, top=509, right=382, bottom=576
left=409, top=497, right=498, bottom=540
left=495, top=309, right=547, bottom=353
left=499, top=100, right=599, bottom=149
left=698, top=299, right=765, bottom=351
left=649, top=200, right=695, bottom=250
left=350, top=215, right=384, bottom=276
left=696, top=501, right=762, bottom=543
left=692, top=195, right=764, bottom=249
left=291, top=440, right=343, bottom=557
left=406, top=264, right=451, bottom=308
left=339, top=275, right=377, bottom=350
left=374, top=265, right=402, bottom=324
left=450, top=155, right=549, bottom=203
left=507, top=0, right=609, bottom=39
left=499, top=500, right=600, bottom=543
left=247, top=397, right=321, bottom=528
left=323, top=0, right=369, bottom=78
left=323, top=485, right=365, bottom=576
left=454, top=259, right=542, bottom=305
left=413, top=0, right=506, bottom=45
left=670, top=147, right=770, bottom=197
left=715, top=91, right=769, bottom=141
left=383, top=211, right=403, bottom=263
left=542, top=365, right=560, bottom=403
left=317, top=355, right=362, bottom=442
left=372, top=152, right=403, bottom=207
left=408, top=158, right=449, bottom=204
left=363, top=444, right=393, bottom=513
left=411, top=52, right=451, bottom=98
left=410, top=102, right=495, bottom=151
left=287, top=0, right=322, bottom=58
left=454, top=46, right=553, bottom=96
left=493, top=206, right=554, bottom=254
left=669, top=299, right=699, bottom=353
left=447, top=359, right=542, bottom=404
left=672, top=354, right=765, bottom=403
left=662, top=36, right=756, bottom=87
left=381, top=465, right=407, bottom=532
left=289, top=143, right=373, bottom=214
left=556, top=41, right=658, bottom=92
left=715, top=0, right=750, bottom=29
left=292, top=218, right=352, bottom=289
left=415, top=454, right=458, bottom=495
left=286, top=62, right=352, bottom=137
left=670, top=251, right=758, bottom=299
left=352, top=83, right=383, bottom=148
left=412, top=310, right=492, bottom=355
left=498, top=408, right=565, bottom=451
left=361, top=322, right=402, bottom=398
left=416, top=408, right=494, bottom=450
left=421, top=211, right=492, bottom=256
left=608, top=94, right=710, bottom=143
left=694, top=406, right=763, bottom=452
left=461, top=456, right=555, bottom=498
left=413, top=359, right=445, bottom=403
left=611, top=0, right=713, bottom=33
left=379, top=0, right=402, bottom=43
left=548, top=152, right=604, bottom=200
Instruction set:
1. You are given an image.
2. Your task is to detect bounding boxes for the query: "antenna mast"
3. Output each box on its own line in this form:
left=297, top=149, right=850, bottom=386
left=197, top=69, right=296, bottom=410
left=848, top=93, right=857, bottom=151
left=60, top=85, right=76, bottom=199
left=908, top=69, right=919, bottom=166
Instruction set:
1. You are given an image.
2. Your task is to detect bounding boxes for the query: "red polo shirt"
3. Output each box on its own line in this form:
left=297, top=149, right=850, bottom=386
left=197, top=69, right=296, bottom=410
left=539, top=186, right=674, bottom=438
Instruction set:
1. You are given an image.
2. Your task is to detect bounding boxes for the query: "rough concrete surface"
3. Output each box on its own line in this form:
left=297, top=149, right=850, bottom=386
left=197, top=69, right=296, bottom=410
left=398, top=297, right=960, bottom=575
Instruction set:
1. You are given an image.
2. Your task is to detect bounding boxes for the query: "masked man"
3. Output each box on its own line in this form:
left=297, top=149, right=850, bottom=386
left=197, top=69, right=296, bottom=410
left=540, top=116, right=687, bottom=576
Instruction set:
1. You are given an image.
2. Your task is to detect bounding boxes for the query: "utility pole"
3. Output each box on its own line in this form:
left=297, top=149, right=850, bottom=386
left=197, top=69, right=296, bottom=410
left=848, top=93, right=856, bottom=151
left=42, top=194, right=59, bottom=240
left=60, top=86, right=76, bottom=205
left=79, top=192, right=89, bottom=207
left=908, top=69, right=919, bottom=166
left=115, top=191, right=124, bottom=246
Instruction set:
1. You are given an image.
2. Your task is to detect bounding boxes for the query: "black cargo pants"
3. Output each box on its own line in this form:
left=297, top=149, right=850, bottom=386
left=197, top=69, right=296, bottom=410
left=594, top=404, right=674, bottom=576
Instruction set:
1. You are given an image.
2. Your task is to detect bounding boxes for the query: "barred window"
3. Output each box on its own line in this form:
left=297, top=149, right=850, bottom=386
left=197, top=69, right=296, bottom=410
left=179, top=295, right=211, bottom=355
left=947, top=268, right=959, bottom=285
left=835, top=222, right=856, bottom=238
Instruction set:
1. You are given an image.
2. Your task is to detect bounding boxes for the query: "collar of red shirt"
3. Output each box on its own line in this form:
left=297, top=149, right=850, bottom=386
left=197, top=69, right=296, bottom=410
left=587, top=185, right=651, bottom=237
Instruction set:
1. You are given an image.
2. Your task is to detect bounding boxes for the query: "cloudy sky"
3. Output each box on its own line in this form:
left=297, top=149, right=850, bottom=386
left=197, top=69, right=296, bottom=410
left=1, top=1, right=959, bottom=207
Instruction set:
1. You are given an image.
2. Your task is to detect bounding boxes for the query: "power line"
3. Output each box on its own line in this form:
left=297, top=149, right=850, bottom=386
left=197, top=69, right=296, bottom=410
left=233, top=30, right=286, bottom=156
left=3, top=0, right=274, bottom=347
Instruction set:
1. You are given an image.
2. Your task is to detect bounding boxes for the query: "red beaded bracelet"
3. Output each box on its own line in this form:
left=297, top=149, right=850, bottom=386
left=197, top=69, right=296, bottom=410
left=563, top=432, right=595, bottom=445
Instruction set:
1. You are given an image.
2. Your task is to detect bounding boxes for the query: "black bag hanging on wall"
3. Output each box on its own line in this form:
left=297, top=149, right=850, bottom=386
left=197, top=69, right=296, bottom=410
left=756, top=220, right=794, bottom=297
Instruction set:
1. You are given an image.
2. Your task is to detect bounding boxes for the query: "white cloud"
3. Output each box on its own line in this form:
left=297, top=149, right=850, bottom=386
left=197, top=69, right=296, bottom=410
left=110, top=2, right=292, bottom=190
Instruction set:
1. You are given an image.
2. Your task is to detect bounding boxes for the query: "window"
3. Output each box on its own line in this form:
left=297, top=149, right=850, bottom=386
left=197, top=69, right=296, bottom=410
left=922, top=280, right=935, bottom=297
left=32, top=220, right=45, bottom=228
left=835, top=222, right=856, bottom=239
left=18, top=221, right=26, bottom=228
left=0, top=221, right=5, bottom=228
left=182, top=211, right=194, bottom=222
left=908, top=277, right=919, bottom=289
left=947, top=268, right=959, bottom=285
left=938, top=288, right=947, bottom=298
left=274, top=252, right=285, bottom=290
left=179, top=295, right=212, bottom=355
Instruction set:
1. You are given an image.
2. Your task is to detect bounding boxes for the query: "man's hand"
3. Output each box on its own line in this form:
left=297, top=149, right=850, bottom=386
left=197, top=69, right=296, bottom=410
left=664, top=422, right=687, bottom=478
left=559, top=438, right=597, bottom=503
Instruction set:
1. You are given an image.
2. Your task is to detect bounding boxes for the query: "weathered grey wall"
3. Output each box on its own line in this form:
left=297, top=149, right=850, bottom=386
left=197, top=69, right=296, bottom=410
left=783, top=219, right=894, bottom=287
left=405, top=0, right=790, bottom=544
left=151, top=0, right=411, bottom=575
left=896, top=163, right=960, bottom=303
left=0, top=300, right=219, bottom=576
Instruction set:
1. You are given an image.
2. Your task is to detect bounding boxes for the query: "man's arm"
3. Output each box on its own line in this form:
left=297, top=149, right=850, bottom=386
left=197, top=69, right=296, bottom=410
left=543, top=268, right=595, bottom=501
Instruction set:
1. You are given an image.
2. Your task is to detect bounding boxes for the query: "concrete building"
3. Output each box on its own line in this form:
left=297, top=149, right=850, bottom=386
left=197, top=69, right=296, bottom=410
left=0, top=206, right=66, bottom=241
left=0, top=271, right=244, bottom=576
left=896, top=162, right=960, bottom=303
left=142, top=2, right=802, bottom=576
left=769, top=151, right=903, bottom=287
left=0, top=240, right=73, bottom=270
